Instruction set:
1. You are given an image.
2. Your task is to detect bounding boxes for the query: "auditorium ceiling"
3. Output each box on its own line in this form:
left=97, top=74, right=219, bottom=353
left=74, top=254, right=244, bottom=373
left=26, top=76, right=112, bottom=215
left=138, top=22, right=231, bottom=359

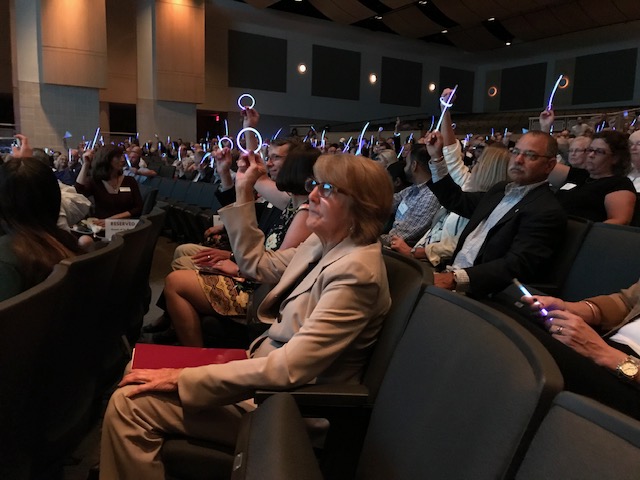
left=232, top=0, right=640, bottom=52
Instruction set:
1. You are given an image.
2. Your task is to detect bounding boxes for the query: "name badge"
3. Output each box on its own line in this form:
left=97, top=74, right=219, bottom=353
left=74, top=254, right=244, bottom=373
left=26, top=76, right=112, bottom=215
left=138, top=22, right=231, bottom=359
left=397, top=201, right=408, bottom=215
left=559, top=183, right=577, bottom=191
left=119, top=186, right=132, bottom=192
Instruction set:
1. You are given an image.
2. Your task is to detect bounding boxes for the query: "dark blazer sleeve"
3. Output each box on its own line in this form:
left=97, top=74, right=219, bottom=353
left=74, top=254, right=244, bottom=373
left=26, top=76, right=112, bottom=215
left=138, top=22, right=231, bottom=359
left=464, top=188, right=567, bottom=296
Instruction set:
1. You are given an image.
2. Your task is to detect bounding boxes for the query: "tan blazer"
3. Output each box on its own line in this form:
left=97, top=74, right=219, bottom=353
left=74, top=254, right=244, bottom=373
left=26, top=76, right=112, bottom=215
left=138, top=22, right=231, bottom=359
left=178, top=201, right=391, bottom=409
left=589, top=279, right=640, bottom=334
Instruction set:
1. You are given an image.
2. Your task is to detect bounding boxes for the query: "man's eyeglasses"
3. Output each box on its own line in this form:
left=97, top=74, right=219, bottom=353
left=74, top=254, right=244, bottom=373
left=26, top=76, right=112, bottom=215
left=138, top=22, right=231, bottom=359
left=568, top=148, right=587, bottom=155
left=586, top=147, right=610, bottom=156
left=509, top=148, right=553, bottom=161
left=629, top=142, right=640, bottom=149
left=304, top=178, right=346, bottom=198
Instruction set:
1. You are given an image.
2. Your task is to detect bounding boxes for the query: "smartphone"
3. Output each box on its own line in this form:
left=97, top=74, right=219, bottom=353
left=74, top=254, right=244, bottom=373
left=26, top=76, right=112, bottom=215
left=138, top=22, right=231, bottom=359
left=12, top=137, right=21, bottom=149
left=512, top=278, right=548, bottom=316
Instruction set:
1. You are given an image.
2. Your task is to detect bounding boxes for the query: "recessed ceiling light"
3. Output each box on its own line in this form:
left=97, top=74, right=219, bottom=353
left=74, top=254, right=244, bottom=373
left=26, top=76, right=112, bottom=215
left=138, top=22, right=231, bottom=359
left=441, top=29, right=448, bottom=34
left=428, top=82, right=436, bottom=92
left=488, top=17, right=495, bottom=21
left=374, top=15, right=383, bottom=20
left=369, top=74, right=378, bottom=84
left=298, top=63, right=307, bottom=74
left=418, top=1, right=428, bottom=4
left=505, top=42, right=511, bottom=46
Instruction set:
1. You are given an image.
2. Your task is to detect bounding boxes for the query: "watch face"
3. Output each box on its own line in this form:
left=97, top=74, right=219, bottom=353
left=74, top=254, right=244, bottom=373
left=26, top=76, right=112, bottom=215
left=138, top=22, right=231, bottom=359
left=621, top=361, right=639, bottom=377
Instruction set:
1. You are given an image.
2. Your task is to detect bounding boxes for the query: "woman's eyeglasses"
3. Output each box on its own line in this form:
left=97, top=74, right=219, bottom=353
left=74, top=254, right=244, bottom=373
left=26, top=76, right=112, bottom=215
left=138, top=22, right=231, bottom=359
left=304, top=178, right=346, bottom=198
left=586, top=147, right=611, bottom=156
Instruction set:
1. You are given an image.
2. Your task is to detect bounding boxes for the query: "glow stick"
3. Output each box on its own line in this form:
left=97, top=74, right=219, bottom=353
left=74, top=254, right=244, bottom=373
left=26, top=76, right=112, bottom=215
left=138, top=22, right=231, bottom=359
left=237, top=127, right=263, bottom=155
left=206, top=131, right=210, bottom=141
left=237, top=93, right=256, bottom=110
left=547, top=74, right=563, bottom=110
left=434, top=85, right=458, bottom=132
left=408, top=133, right=414, bottom=142
left=342, top=136, right=353, bottom=153
left=100, top=135, right=104, bottom=146
left=321, top=130, right=326, bottom=149
left=632, top=117, right=638, bottom=127
left=522, top=128, right=529, bottom=134
left=303, top=134, right=309, bottom=143
left=90, top=127, right=100, bottom=149
left=429, top=116, right=435, bottom=132
left=512, top=279, right=548, bottom=316
left=125, top=154, right=132, bottom=168
left=504, top=127, right=508, bottom=136
left=201, top=152, right=212, bottom=164
left=167, top=136, right=171, bottom=145
left=273, top=127, right=283, bottom=139
left=128, top=136, right=131, bottom=143
left=218, top=136, right=234, bottom=150
left=224, top=120, right=229, bottom=136
left=491, top=128, right=495, bottom=137
left=397, top=145, right=404, bottom=158
left=136, top=132, right=139, bottom=139
left=356, top=122, right=370, bottom=156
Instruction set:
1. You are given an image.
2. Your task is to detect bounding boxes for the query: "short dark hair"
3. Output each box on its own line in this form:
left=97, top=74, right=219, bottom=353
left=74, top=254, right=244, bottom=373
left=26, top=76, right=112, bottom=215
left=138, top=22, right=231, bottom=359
left=594, top=130, right=631, bottom=176
left=408, top=143, right=430, bottom=169
left=92, top=145, right=124, bottom=182
left=275, top=143, right=320, bottom=195
left=525, top=131, right=558, bottom=158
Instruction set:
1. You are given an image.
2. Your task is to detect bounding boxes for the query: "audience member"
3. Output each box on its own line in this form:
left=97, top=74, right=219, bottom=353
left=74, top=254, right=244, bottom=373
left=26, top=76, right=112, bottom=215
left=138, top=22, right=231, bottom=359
left=99, top=153, right=394, bottom=478
left=628, top=130, right=640, bottom=192
left=75, top=145, right=144, bottom=226
left=0, top=156, right=82, bottom=301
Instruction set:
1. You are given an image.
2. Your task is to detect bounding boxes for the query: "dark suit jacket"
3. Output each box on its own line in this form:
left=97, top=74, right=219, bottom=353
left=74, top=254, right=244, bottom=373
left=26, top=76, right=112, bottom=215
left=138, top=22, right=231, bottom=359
left=429, top=176, right=567, bottom=296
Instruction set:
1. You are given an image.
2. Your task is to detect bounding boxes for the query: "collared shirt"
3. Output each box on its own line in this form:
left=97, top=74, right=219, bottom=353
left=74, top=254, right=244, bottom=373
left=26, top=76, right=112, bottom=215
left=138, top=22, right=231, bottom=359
left=628, top=168, right=640, bottom=193
left=449, top=179, right=547, bottom=290
left=380, top=181, right=441, bottom=245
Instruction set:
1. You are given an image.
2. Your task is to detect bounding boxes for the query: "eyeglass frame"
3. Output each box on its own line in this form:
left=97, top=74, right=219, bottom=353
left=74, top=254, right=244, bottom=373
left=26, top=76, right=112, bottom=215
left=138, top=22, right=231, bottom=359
left=585, top=147, right=611, bottom=156
left=304, top=178, right=349, bottom=198
left=509, top=147, right=554, bottom=161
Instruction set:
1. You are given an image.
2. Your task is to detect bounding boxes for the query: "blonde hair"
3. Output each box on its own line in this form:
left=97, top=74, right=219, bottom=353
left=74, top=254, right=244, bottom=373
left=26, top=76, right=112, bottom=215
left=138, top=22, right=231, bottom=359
left=467, top=144, right=510, bottom=192
left=314, top=154, right=393, bottom=245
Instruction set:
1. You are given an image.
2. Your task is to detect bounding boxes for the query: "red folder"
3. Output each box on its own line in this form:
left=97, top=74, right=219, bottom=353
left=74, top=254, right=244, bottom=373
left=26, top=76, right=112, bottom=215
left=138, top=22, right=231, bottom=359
left=132, top=343, right=248, bottom=369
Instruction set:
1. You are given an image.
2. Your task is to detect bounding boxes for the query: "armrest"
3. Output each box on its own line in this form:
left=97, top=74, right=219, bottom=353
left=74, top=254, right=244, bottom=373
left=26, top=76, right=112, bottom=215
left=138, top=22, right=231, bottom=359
left=232, top=393, right=322, bottom=480
left=254, top=383, right=370, bottom=407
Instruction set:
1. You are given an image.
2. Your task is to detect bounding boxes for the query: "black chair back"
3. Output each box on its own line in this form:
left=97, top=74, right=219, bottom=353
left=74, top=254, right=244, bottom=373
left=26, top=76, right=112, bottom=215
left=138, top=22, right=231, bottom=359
left=516, top=392, right=640, bottom=480
left=357, top=287, right=563, bottom=479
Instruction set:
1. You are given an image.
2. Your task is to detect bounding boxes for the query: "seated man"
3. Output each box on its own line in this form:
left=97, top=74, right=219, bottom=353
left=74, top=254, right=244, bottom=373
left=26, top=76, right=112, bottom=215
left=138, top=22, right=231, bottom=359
left=425, top=130, right=567, bottom=296
left=380, top=145, right=441, bottom=247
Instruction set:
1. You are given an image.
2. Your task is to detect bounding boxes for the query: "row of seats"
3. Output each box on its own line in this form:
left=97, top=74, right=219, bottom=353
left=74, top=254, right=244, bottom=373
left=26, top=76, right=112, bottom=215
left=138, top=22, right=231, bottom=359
left=142, top=176, right=223, bottom=243
left=0, top=207, right=166, bottom=479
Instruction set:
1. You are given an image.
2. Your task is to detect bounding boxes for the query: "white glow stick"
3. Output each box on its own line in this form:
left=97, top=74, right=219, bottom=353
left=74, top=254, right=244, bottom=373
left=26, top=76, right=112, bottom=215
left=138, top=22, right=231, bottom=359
left=237, top=127, right=263, bottom=155
left=273, top=127, right=283, bottom=139
left=429, top=115, right=435, bottom=132
left=397, top=145, right=404, bottom=158
left=237, top=93, right=256, bottom=110
left=125, top=154, right=132, bottom=168
left=303, top=135, right=309, bottom=143
left=547, top=74, right=563, bottom=110
left=491, top=128, right=495, bottom=137
left=218, top=136, right=234, bottom=150
left=408, top=133, right=414, bottom=142
left=513, top=278, right=549, bottom=316
left=504, top=127, right=508, bottom=136
left=224, top=120, right=229, bottom=136
left=434, top=85, right=458, bottom=132
left=201, top=152, right=212, bottom=164
left=136, top=132, right=139, bottom=139
left=90, top=127, right=100, bottom=149
left=356, top=122, right=370, bottom=156
left=321, top=130, right=326, bottom=145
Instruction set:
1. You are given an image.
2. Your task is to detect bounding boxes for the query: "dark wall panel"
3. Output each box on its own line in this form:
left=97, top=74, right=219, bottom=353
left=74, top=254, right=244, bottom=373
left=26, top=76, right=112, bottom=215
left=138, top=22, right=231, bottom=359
left=311, top=45, right=360, bottom=100
left=380, top=57, right=422, bottom=107
left=499, top=63, right=547, bottom=111
left=572, top=48, right=637, bottom=104
left=109, top=103, right=136, bottom=134
left=439, top=66, right=475, bottom=113
left=228, top=30, right=287, bottom=92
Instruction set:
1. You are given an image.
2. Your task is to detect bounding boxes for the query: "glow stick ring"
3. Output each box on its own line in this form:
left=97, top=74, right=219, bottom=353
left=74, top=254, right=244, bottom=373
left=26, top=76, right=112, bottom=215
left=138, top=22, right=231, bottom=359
left=90, top=127, right=100, bottom=150
left=439, top=96, right=454, bottom=108
left=218, top=136, right=235, bottom=150
left=224, top=120, right=229, bottom=136
left=356, top=122, right=370, bottom=156
left=434, top=85, right=458, bottom=132
left=237, top=127, right=263, bottom=155
left=273, top=127, right=283, bottom=139
left=237, top=93, right=256, bottom=110
left=547, top=74, right=563, bottom=110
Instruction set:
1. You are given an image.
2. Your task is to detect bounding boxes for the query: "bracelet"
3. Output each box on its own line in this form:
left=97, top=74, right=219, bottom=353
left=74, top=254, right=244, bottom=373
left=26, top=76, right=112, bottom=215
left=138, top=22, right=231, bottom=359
left=430, top=155, right=444, bottom=162
left=583, top=300, right=599, bottom=322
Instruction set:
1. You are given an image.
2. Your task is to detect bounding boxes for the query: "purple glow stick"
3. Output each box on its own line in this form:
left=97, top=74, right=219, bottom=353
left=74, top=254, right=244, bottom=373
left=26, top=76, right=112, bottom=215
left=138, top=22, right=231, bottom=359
left=547, top=74, right=563, bottom=110
left=435, top=85, right=458, bottom=132
left=513, top=278, right=549, bottom=316
left=273, top=128, right=283, bottom=139
left=236, top=127, right=263, bottom=155
left=356, top=122, right=370, bottom=156
left=90, top=127, right=100, bottom=150
left=237, top=93, right=255, bottom=110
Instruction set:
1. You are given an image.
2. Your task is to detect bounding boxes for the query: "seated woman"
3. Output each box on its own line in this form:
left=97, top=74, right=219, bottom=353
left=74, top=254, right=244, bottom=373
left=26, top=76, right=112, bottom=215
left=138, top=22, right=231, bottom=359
left=162, top=145, right=319, bottom=346
left=541, top=110, right=636, bottom=224
left=99, top=153, right=393, bottom=478
left=521, top=282, right=640, bottom=419
left=0, top=157, right=82, bottom=301
left=75, top=145, right=143, bottom=226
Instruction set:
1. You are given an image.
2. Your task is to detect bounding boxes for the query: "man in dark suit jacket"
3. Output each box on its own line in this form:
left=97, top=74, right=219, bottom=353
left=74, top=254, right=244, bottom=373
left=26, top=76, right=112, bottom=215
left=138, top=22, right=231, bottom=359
left=425, top=130, right=567, bottom=296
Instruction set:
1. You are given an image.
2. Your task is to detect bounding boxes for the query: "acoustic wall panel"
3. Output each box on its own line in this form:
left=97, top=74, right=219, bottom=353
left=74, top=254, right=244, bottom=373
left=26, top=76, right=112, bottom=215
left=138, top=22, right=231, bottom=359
left=572, top=48, right=637, bottom=104
left=311, top=45, right=360, bottom=100
left=499, top=63, right=547, bottom=111
left=380, top=57, right=422, bottom=107
left=439, top=66, right=474, bottom=113
left=228, top=30, right=287, bottom=92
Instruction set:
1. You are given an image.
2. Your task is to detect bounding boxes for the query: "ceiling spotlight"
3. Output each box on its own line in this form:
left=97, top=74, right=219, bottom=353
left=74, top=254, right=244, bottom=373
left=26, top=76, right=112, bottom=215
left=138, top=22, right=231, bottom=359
left=369, top=74, right=378, bottom=84
left=374, top=15, right=383, bottom=20
left=441, top=29, right=448, bottom=34
left=297, top=63, right=307, bottom=74
left=428, top=82, right=436, bottom=92
left=418, top=0, right=428, bottom=4
left=488, top=17, right=495, bottom=21
left=505, top=41, right=511, bottom=46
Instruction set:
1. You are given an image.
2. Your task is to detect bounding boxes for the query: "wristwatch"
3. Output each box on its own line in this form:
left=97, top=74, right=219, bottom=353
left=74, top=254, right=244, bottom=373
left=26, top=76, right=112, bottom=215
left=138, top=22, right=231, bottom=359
left=616, top=356, right=639, bottom=381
